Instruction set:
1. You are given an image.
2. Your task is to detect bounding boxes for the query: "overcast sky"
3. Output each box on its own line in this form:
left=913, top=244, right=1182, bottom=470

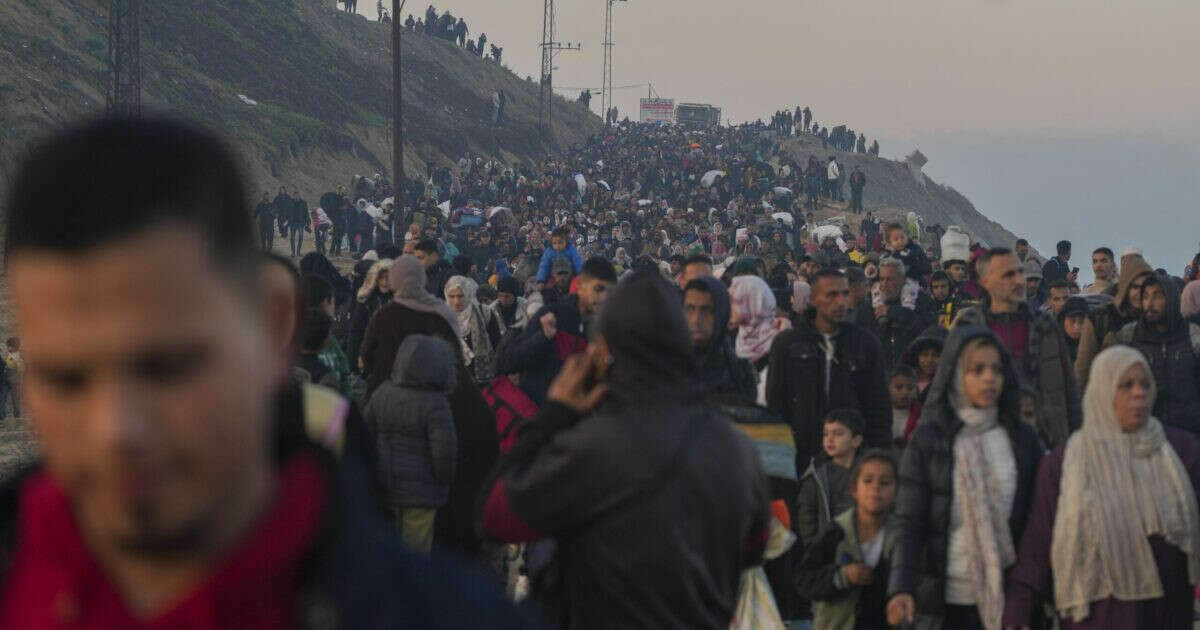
left=361, top=0, right=1199, bottom=269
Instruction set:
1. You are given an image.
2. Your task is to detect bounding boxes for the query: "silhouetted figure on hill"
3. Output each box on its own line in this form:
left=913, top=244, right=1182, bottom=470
left=466, top=40, right=476, bottom=55
left=803, top=106, right=812, bottom=131
left=477, top=33, right=487, bottom=56
left=404, top=14, right=415, bottom=29
left=869, top=139, right=879, bottom=155
left=857, top=134, right=866, bottom=153
left=490, top=44, right=502, bottom=64
left=455, top=18, right=468, bottom=47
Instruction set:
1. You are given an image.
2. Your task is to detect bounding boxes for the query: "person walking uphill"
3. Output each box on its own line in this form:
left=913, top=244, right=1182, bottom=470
left=1003, top=346, right=1200, bottom=629
left=359, top=255, right=500, bottom=557
left=885, top=326, right=1043, bottom=630
left=0, top=117, right=531, bottom=628
left=478, top=269, right=771, bottom=629
left=365, top=335, right=458, bottom=553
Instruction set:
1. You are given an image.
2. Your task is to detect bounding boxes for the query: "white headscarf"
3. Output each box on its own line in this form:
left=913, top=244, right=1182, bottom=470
left=730, top=275, right=789, bottom=363
left=1052, top=346, right=1200, bottom=622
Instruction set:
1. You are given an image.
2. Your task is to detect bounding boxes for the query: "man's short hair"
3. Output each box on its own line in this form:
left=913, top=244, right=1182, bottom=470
left=1015, top=238, right=1029, bottom=247
left=580, top=256, right=617, bottom=283
left=303, top=273, right=333, bottom=308
left=812, top=268, right=846, bottom=287
left=878, top=256, right=906, bottom=276
left=976, top=247, right=1014, bottom=278
left=4, top=116, right=256, bottom=289
left=683, top=278, right=715, bottom=297
left=414, top=238, right=439, bottom=255
left=930, top=270, right=950, bottom=285
left=684, top=253, right=713, bottom=268
left=844, top=266, right=867, bottom=287
left=1048, top=279, right=1073, bottom=292
left=550, top=226, right=569, bottom=240
left=1092, top=246, right=1114, bottom=261
left=1056, top=240, right=1072, bottom=256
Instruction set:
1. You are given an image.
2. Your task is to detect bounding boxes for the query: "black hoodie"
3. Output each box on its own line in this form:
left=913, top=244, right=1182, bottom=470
left=688, top=276, right=757, bottom=404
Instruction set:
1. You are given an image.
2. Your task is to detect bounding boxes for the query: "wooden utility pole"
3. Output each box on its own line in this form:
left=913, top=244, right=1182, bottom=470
left=391, top=0, right=406, bottom=187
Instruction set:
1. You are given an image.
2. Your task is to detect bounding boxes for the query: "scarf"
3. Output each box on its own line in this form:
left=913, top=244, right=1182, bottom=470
left=730, top=275, right=788, bottom=363
left=444, top=275, right=494, bottom=380
left=1051, top=346, right=1200, bottom=622
left=949, top=355, right=1015, bottom=630
left=387, top=255, right=461, bottom=337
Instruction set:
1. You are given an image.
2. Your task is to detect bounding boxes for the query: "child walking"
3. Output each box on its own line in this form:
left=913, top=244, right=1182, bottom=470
left=796, top=408, right=865, bottom=546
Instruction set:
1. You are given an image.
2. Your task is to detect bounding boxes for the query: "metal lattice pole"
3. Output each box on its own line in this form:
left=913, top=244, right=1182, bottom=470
left=106, top=0, right=141, bottom=116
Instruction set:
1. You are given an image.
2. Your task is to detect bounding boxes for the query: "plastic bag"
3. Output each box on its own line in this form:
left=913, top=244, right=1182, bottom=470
left=729, top=519, right=795, bottom=630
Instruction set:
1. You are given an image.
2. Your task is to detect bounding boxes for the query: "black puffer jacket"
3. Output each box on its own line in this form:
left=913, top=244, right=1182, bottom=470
left=765, top=313, right=891, bottom=470
left=887, top=325, right=1044, bottom=617
left=1116, top=276, right=1200, bottom=435
left=853, top=292, right=937, bottom=372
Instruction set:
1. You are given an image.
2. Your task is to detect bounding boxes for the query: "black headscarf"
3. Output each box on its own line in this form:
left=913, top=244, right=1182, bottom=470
left=597, top=268, right=698, bottom=404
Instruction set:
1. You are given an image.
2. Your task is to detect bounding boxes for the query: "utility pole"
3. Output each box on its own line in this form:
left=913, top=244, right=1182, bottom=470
left=538, top=0, right=580, bottom=142
left=391, top=0, right=406, bottom=190
left=106, top=0, right=140, bottom=116
left=600, top=0, right=626, bottom=125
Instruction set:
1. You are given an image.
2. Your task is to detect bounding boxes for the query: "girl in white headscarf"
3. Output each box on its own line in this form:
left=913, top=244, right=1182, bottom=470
left=444, top=275, right=502, bottom=385
left=1002, top=346, right=1200, bottom=628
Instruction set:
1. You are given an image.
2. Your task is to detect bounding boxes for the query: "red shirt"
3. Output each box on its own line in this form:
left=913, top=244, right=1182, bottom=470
left=988, top=317, right=1031, bottom=360
left=0, top=453, right=327, bottom=629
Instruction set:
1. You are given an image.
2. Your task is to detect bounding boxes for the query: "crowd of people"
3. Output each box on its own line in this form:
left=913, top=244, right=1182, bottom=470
left=5, top=114, right=1200, bottom=629
left=389, top=4, right=503, bottom=63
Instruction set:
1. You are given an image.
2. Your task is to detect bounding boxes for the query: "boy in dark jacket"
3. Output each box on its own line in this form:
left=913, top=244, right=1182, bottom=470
left=796, top=449, right=900, bottom=630
left=796, top=408, right=864, bottom=546
left=364, top=334, right=458, bottom=551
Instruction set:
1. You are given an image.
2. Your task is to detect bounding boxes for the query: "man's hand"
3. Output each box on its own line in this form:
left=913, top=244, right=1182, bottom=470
left=546, top=350, right=608, bottom=414
left=540, top=312, right=558, bottom=340
left=874, top=304, right=889, bottom=321
left=886, top=593, right=915, bottom=627
left=1067, top=270, right=1079, bottom=283
left=842, top=563, right=874, bottom=586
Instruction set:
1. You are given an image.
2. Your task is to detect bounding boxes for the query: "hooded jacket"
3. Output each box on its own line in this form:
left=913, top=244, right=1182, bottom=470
left=496, top=294, right=589, bottom=406
left=364, top=335, right=458, bottom=507
left=479, top=270, right=770, bottom=630
left=887, top=326, right=1043, bottom=617
left=1075, top=254, right=1154, bottom=388
left=953, top=296, right=1081, bottom=448
left=1115, top=277, right=1200, bottom=434
left=690, top=276, right=758, bottom=404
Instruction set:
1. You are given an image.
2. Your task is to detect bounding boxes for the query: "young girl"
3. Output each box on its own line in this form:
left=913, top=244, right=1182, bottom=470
left=885, top=326, right=1043, bottom=630
left=796, top=449, right=900, bottom=630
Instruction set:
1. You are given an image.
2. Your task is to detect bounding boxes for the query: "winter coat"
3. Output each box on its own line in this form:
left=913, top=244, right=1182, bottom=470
left=795, top=458, right=853, bottom=546
left=535, top=244, right=584, bottom=283
left=1074, top=254, right=1154, bottom=389
left=766, top=313, right=892, bottom=472
left=496, top=295, right=589, bottom=406
left=364, top=335, right=458, bottom=508
left=887, top=326, right=1044, bottom=618
left=479, top=270, right=770, bottom=630
left=348, top=290, right=390, bottom=369
left=890, top=241, right=932, bottom=281
left=424, top=259, right=455, bottom=299
left=796, top=509, right=898, bottom=630
left=854, top=292, right=938, bottom=372
left=1002, top=426, right=1200, bottom=629
left=953, top=297, right=1082, bottom=448
left=1115, top=279, right=1200, bottom=435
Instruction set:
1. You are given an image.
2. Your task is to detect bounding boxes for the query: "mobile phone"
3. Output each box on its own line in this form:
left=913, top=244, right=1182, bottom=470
left=1072, top=267, right=1079, bottom=274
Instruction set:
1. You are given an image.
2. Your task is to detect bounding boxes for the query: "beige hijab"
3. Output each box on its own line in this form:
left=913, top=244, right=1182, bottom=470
left=1052, top=346, right=1200, bottom=622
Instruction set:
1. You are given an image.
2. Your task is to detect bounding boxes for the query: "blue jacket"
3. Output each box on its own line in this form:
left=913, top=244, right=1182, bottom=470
left=535, top=243, right=583, bottom=283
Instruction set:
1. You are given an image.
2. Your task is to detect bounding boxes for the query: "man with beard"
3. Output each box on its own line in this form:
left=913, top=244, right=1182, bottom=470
left=1074, top=252, right=1154, bottom=388
left=952, top=248, right=1081, bottom=447
left=684, top=277, right=756, bottom=403
left=1114, top=275, right=1200, bottom=434
left=855, top=258, right=936, bottom=371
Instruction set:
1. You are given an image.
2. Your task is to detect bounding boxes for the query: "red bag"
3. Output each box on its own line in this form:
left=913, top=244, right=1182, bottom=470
left=482, top=375, right=540, bottom=454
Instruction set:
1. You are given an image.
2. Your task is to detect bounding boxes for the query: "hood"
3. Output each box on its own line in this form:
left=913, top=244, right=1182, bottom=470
left=902, top=324, right=947, bottom=368
left=597, top=268, right=698, bottom=404
left=918, top=325, right=1021, bottom=431
left=1134, top=275, right=1186, bottom=343
left=1114, top=254, right=1154, bottom=311
left=690, top=275, right=732, bottom=355
left=356, top=259, right=394, bottom=303
left=389, top=334, right=457, bottom=393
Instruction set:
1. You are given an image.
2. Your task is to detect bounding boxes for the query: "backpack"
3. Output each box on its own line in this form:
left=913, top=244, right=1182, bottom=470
left=481, top=375, right=539, bottom=454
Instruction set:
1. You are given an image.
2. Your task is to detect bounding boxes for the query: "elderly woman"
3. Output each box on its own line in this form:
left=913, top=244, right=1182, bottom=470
left=444, top=275, right=502, bottom=386
left=1002, top=346, right=1200, bottom=629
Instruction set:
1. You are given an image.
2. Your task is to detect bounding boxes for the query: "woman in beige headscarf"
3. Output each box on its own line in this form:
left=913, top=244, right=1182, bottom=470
left=1002, top=346, right=1200, bottom=629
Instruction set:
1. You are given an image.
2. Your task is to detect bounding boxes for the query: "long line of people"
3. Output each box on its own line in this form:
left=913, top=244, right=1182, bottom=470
left=270, top=115, right=1200, bottom=629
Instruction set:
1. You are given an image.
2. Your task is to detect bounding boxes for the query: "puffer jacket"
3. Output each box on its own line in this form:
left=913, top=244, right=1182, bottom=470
left=1115, top=277, right=1200, bottom=435
left=887, top=326, right=1043, bottom=618
left=364, top=334, right=458, bottom=508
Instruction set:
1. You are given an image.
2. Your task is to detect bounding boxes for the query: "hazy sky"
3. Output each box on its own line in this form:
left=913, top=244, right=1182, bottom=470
left=359, top=0, right=1199, bottom=270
